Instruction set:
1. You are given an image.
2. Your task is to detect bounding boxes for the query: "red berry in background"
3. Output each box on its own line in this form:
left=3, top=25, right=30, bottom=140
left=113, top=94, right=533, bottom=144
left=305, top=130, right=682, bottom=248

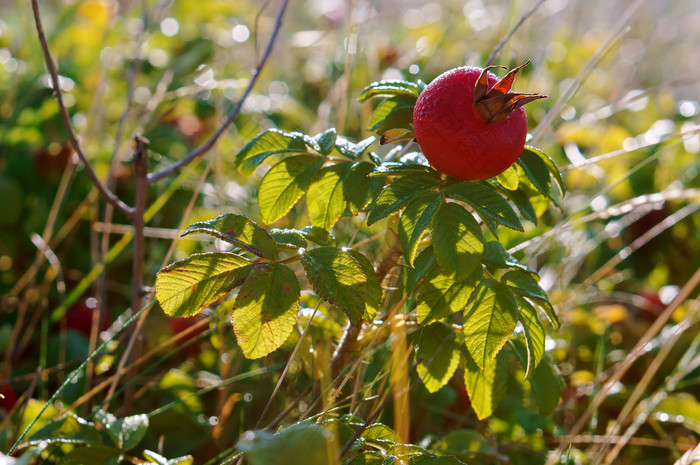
left=413, top=61, right=545, bottom=181
left=0, top=383, right=17, bottom=411
left=59, top=298, right=110, bottom=336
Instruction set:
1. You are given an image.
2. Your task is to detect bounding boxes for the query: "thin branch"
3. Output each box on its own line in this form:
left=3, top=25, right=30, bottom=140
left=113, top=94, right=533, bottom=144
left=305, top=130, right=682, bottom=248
left=147, top=0, right=290, bottom=183
left=31, top=0, right=134, bottom=218
left=485, top=0, right=547, bottom=66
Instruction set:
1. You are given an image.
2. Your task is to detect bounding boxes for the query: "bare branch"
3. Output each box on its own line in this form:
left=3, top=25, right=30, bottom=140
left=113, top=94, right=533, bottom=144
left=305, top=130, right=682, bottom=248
left=147, top=0, right=290, bottom=183
left=31, top=0, right=134, bottom=218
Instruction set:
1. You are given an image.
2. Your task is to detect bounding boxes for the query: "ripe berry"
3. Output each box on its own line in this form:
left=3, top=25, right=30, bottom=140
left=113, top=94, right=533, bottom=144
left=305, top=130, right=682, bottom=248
left=413, top=62, right=545, bottom=181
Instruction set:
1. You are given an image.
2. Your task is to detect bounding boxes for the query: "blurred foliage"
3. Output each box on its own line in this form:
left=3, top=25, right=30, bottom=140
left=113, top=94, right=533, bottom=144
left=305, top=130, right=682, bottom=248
left=1, top=0, right=700, bottom=464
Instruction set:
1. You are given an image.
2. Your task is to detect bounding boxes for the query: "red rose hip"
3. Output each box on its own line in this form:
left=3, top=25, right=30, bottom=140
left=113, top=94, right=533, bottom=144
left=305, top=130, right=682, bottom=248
left=413, top=62, right=545, bottom=181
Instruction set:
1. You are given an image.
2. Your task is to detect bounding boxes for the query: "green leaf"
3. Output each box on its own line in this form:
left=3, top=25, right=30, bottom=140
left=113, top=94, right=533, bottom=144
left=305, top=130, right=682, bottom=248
left=314, top=128, right=337, bottom=155
left=444, top=182, right=523, bottom=232
left=94, top=410, right=149, bottom=451
left=432, top=203, right=484, bottom=280
left=307, top=162, right=353, bottom=230
left=495, top=165, right=519, bottom=191
left=301, top=247, right=368, bottom=323
left=300, top=226, right=335, bottom=246
left=416, top=269, right=479, bottom=325
left=398, top=192, right=443, bottom=266
left=183, top=213, right=278, bottom=259
left=59, top=446, right=121, bottom=465
left=371, top=162, right=438, bottom=177
left=367, top=174, right=441, bottom=226
left=416, top=322, right=461, bottom=393
left=502, top=270, right=559, bottom=329
left=463, top=279, right=518, bottom=371
left=346, top=249, right=382, bottom=322
left=344, top=161, right=386, bottom=214
left=237, top=423, right=338, bottom=465
left=464, top=351, right=508, bottom=420
left=335, top=136, right=376, bottom=159
left=144, top=450, right=195, bottom=465
left=270, top=228, right=307, bottom=249
left=155, top=253, right=249, bottom=318
left=502, top=188, right=537, bottom=224
left=235, top=129, right=310, bottom=176
left=258, top=155, right=325, bottom=225
left=515, top=297, right=545, bottom=378
left=405, top=246, right=437, bottom=295
left=233, top=263, right=300, bottom=359
left=481, top=241, right=534, bottom=274
left=358, top=80, right=421, bottom=101
left=21, top=412, right=102, bottom=448
left=530, top=355, right=562, bottom=416
left=523, top=145, right=565, bottom=194
left=518, top=148, right=558, bottom=204
left=368, top=96, right=415, bottom=132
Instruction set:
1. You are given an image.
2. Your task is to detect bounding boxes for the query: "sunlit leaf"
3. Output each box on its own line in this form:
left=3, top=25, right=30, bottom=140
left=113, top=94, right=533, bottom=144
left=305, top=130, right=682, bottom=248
left=258, top=155, right=325, bottom=224
left=270, top=228, right=307, bottom=249
left=380, top=128, right=415, bottom=145
left=235, top=129, right=310, bottom=176
left=307, top=162, right=353, bottom=230
left=416, top=269, right=479, bottom=325
left=370, top=162, right=438, bottom=177
left=654, top=393, right=700, bottom=435
left=518, top=148, right=558, bottom=205
left=416, top=322, right=461, bottom=393
left=502, top=270, right=559, bottom=329
left=314, top=128, right=337, bottom=155
left=523, top=145, right=565, bottom=195
left=300, top=226, right=335, bottom=246
left=346, top=249, right=382, bottom=322
left=21, top=412, right=101, bottom=448
left=515, top=297, right=545, bottom=378
left=335, top=135, right=376, bottom=159
left=301, top=247, right=368, bottom=323
left=445, top=181, right=523, bottom=232
left=399, top=191, right=443, bottom=266
left=464, top=351, right=508, bottom=420
left=155, top=253, right=249, bottom=318
left=463, top=279, right=518, bottom=370
left=233, top=263, right=300, bottom=359
left=405, top=246, right=438, bottom=295
left=358, top=80, right=421, bottom=101
left=183, top=213, right=277, bottom=259
left=432, top=202, right=484, bottom=280
left=368, top=96, right=415, bottom=132
left=94, top=410, right=148, bottom=451
left=495, top=165, right=519, bottom=191
left=367, top=174, right=440, bottom=226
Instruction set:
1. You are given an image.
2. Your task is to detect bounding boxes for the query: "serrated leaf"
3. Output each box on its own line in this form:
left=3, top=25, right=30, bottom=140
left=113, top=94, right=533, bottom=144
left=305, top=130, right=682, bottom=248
left=371, top=162, right=437, bottom=177
left=21, top=413, right=102, bottom=448
left=510, top=339, right=562, bottom=415
left=481, top=241, right=534, bottom=274
left=495, top=165, right=519, bottom=191
left=346, top=249, right=382, bottom=322
left=235, top=129, right=310, bottom=176
left=344, top=161, right=386, bottom=214
left=335, top=135, right=376, bottom=159
left=502, top=270, right=559, bottom=329
left=183, top=213, right=277, bottom=259
left=399, top=192, right=443, bottom=266
left=463, top=279, right=518, bottom=371
left=516, top=297, right=545, bottom=378
left=416, top=322, right=461, bottom=393
left=367, top=174, right=440, bottom=226
left=59, top=446, right=121, bottom=465
left=445, top=182, right=523, bottom=232
left=358, top=80, right=421, bottom=101
left=258, top=155, right=325, bottom=225
left=518, top=149, right=558, bottom=205
left=307, top=162, right=353, bottom=230
left=523, top=145, right=565, bottom=194
left=233, top=263, right=300, bottom=359
left=464, top=351, right=508, bottom=420
left=301, top=247, right=368, bottom=323
left=432, top=203, right=484, bottom=280
left=368, top=96, right=415, bottom=132
left=155, top=253, right=249, bottom=318
left=300, top=226, right=335, bottom=246
left=95, top=410, right=148, bottom=451
left=416, top=269, right=479, bottom=325
left=502, top=188, right=537, bottom=224
left=270, top=228, right=307, bottom=249
left=405, top=246, right=438, bottom=295
left=314, top=128, right=337, bottom=155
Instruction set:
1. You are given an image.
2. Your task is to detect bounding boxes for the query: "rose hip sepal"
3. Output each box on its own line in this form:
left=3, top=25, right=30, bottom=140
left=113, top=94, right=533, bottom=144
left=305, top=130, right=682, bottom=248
left=413, top=61, right=546, bottom=181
